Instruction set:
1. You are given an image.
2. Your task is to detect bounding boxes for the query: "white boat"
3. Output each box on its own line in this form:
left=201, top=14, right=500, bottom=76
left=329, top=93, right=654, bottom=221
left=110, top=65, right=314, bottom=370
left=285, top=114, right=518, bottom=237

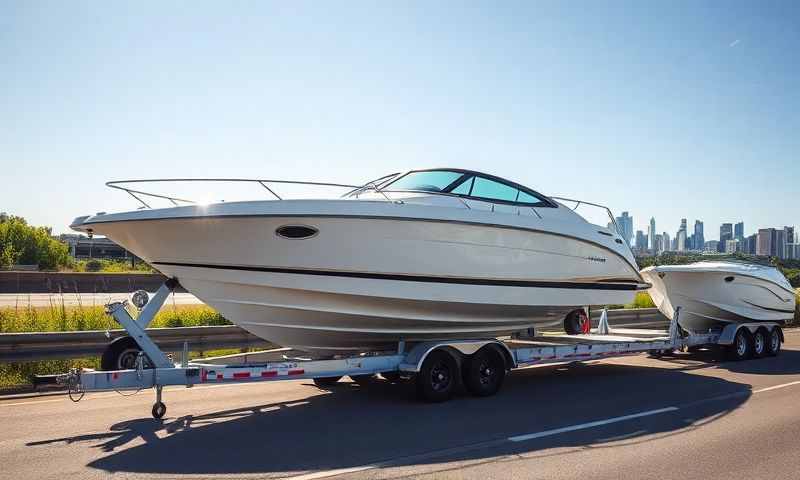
left=641, top=261, right=796, bottom=333
left=71, top=169, right=648, bottom=353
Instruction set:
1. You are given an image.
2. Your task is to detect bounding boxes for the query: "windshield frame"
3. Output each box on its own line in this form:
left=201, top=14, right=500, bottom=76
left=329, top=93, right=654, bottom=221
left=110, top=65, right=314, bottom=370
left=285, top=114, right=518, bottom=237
left=381, top=168, right=558, bottom=208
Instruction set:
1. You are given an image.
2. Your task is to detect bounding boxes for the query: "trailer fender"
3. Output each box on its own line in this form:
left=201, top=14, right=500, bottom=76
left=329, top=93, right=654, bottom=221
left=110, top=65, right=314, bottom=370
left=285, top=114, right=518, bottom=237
left=399, top=340, right=516, bottom=373
left=717, top=323, right=783, bottom=346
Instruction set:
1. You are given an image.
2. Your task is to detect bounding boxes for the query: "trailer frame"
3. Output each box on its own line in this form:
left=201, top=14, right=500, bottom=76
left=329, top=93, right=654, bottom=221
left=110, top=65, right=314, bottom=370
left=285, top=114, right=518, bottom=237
left=61, top=280, right=785, bottom=418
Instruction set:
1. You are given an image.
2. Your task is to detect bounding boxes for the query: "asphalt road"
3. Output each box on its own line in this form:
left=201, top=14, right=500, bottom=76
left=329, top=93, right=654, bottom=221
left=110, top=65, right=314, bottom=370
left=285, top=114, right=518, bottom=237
left=2, top=332, right=800, bottom=480
left=0, top=292, right=201, bottom=307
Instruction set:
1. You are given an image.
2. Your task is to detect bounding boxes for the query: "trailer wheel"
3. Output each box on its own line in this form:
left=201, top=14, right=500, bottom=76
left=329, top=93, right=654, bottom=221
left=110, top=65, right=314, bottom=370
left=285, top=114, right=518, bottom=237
left=767, top=328, right=782, bottom=356
left=151, top=402, right=166, bottom=419
left=463, top=347, right=506, bottom=397
left=416, top=350, right=458, bottom=402
left=101, top=336, right=152, bottom=371
left=727, top=328, right=753, bottom=361
left=752, top=328, right=768, bottom=358
left=564, top=309, right=588, bottom=335
left=313, top=376, right=343, bottom=388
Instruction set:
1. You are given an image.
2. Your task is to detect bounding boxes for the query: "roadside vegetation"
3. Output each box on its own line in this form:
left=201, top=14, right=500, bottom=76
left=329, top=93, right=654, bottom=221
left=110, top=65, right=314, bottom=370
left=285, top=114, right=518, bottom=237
left=0, top=213, right=155, bottom=273
left=0, top=301, right=229, bottom=333
left=0, top=213, right=70, bottom=270
left=68, top=258, right=154, bottom=273
left=0, top=299, right=233, bottom=388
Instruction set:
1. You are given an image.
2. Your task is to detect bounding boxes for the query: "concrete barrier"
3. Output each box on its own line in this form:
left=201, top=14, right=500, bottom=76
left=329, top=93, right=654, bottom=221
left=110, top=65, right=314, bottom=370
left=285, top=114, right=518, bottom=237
left=0, top=271, right=185, bottom=294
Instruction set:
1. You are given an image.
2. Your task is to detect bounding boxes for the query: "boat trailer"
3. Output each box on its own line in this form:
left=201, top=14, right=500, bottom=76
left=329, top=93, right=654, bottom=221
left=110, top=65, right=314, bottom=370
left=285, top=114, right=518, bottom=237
left=60, top=280, right=785, bottom=419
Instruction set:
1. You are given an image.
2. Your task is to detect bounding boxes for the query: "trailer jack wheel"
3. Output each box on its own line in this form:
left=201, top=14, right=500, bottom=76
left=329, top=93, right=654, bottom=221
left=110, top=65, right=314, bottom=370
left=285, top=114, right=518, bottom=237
left=151, top=402, right=167, bottom=419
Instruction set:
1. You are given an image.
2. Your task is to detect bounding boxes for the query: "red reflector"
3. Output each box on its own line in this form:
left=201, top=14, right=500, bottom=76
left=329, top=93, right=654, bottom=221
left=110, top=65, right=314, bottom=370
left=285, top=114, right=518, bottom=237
left=261, top=371, right=278, bottom=377
left=217, top=373, right=223, bottom=380
left=288, top=369, right=304, bottom=375
left=233, top=372, right=251, bottom=379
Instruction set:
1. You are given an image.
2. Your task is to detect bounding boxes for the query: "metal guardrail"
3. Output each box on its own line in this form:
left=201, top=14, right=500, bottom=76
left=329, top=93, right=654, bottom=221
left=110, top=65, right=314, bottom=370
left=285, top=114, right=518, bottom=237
left=0, top=326, right=275, bottom=362
left=0, top=309, right=666, bottom=363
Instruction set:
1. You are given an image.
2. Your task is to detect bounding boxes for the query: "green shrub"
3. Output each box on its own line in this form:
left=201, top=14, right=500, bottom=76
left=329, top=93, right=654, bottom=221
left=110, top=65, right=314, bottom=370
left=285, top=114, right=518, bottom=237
left=625, top=292, right=656, bottom=309
left=0, top=214, right=70, bottom=270
left=84, top=259, right=103, bottom=272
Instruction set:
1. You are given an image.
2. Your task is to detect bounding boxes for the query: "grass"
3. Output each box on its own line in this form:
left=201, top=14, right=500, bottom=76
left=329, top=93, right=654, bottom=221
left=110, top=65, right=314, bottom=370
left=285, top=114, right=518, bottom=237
left=67, top=258, right=155, bottom=273
left=625, top=292, right=656, bottom=309
left=0, top=295, right=231, bottom=388
left=0, top=298, right=229, bottom=334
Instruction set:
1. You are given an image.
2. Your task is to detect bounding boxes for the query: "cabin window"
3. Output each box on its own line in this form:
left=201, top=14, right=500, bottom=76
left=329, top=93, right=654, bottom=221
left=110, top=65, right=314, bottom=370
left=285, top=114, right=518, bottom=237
left=470, top=177, right=521, bottom=203
left=451, top=176, right=474, bottom=195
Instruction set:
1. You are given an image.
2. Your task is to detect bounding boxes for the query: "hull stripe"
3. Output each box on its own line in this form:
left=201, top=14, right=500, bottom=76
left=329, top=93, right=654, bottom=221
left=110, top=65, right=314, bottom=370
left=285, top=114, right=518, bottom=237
left=741, top=300, right=796, bottom=314
left=153, top=261, right=645, bottom=291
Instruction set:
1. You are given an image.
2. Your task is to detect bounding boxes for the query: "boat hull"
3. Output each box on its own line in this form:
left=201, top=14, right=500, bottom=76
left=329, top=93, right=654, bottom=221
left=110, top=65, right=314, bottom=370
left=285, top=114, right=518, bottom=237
left=642, top=267, right=795, bottom=333
left=78, top=208, right=643, bottom=353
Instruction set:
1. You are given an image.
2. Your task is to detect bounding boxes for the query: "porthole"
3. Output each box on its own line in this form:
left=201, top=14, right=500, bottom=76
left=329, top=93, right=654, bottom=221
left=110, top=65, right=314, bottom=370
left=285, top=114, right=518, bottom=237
left=276, top=225, right=318, bottom=239
left=724, top=276, right=735, bottom=283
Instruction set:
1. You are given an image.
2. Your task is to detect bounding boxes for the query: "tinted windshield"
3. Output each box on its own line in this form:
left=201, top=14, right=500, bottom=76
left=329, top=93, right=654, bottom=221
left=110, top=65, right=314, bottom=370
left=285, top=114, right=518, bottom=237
left=385, top=170, right=464, bottom=192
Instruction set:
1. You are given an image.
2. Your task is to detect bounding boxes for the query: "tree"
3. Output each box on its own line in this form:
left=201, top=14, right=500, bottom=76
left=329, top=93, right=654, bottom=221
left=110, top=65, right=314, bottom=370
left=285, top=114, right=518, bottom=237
left=0, top=215, right=70, bottom=270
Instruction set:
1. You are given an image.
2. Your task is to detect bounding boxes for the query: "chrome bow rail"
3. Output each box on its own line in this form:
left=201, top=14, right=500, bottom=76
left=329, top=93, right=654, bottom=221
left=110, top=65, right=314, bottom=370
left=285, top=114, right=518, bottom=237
left=106, top=178, right=366, bottom=209
left=550, top=196, right=622, bottom=237
left=105, top=178, right=621, bottom=236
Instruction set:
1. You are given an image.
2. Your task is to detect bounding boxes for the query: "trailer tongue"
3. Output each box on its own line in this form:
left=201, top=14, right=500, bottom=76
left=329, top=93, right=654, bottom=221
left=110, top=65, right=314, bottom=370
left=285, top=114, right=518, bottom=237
left=60, top=280, right=784, bottom=419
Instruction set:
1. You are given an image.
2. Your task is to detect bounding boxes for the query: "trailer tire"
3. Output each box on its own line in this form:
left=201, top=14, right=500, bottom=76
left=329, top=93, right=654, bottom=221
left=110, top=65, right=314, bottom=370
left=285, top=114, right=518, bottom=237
left=101, top=336, right=152, bottom=371
left=752, top=328, right=768, bottom=358
left=564, top=309, right=588, bottom=335
left=313, top=376, right=343, bottom=388
left=151, top=402, right=166, bottom=419
left=463, top=347, right=506, bottom=397
left=767, top=327, right=782, bottom=356
left=727, top=328, right=753, bottom=361
left=416, top=350, right=458, bottom=403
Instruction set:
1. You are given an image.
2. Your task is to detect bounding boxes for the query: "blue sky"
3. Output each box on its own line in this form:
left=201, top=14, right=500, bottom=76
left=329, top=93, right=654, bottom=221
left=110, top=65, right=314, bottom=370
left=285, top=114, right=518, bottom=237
left=2, top=1, right=798, bottom=238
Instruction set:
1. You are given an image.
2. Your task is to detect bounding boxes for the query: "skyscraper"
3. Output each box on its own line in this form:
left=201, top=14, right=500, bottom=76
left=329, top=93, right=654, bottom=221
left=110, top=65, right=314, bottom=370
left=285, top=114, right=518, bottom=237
left=648, top=217, right=656, bottom=252
left=775, top=229, right=787, bottom=259
left=757, top=228, right=775, bottom=256
left=719, top=223, right=733, bottom=253
left=635, top=230, right=647, bottom=252
left=784, top=227, right=796, bottom=259
left=676, top=219, right=687, bottom=252
left=613, top=212, right=634, bottom=246
left=694, top=220, right=704, bottom=252
left=677, top=230, right=687, bottom=252
left=662, top=232, right=670, bottom=253
left=734, top=222, right=745, bottom=242
left=745, top=234, right=758, bottom=255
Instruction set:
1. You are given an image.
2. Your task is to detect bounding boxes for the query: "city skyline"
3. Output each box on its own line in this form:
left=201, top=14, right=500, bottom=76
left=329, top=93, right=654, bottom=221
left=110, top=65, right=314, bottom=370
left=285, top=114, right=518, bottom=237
left=625, top=211, right=798, bottom=259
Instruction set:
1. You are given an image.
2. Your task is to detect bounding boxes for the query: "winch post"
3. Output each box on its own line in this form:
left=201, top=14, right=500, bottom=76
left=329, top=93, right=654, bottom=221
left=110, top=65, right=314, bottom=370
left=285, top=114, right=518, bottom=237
left=104, top=279, right=179, bottom=369
left=137, top=278, right=179, bottom=328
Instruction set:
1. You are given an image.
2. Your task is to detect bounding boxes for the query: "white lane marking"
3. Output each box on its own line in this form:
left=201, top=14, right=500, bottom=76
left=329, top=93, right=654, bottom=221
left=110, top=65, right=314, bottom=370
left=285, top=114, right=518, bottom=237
left=508, top=407, right=679, bottom=442
left=284, top=465, right=377, bottom=480
left=754, top=380, right=800, bottom=394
